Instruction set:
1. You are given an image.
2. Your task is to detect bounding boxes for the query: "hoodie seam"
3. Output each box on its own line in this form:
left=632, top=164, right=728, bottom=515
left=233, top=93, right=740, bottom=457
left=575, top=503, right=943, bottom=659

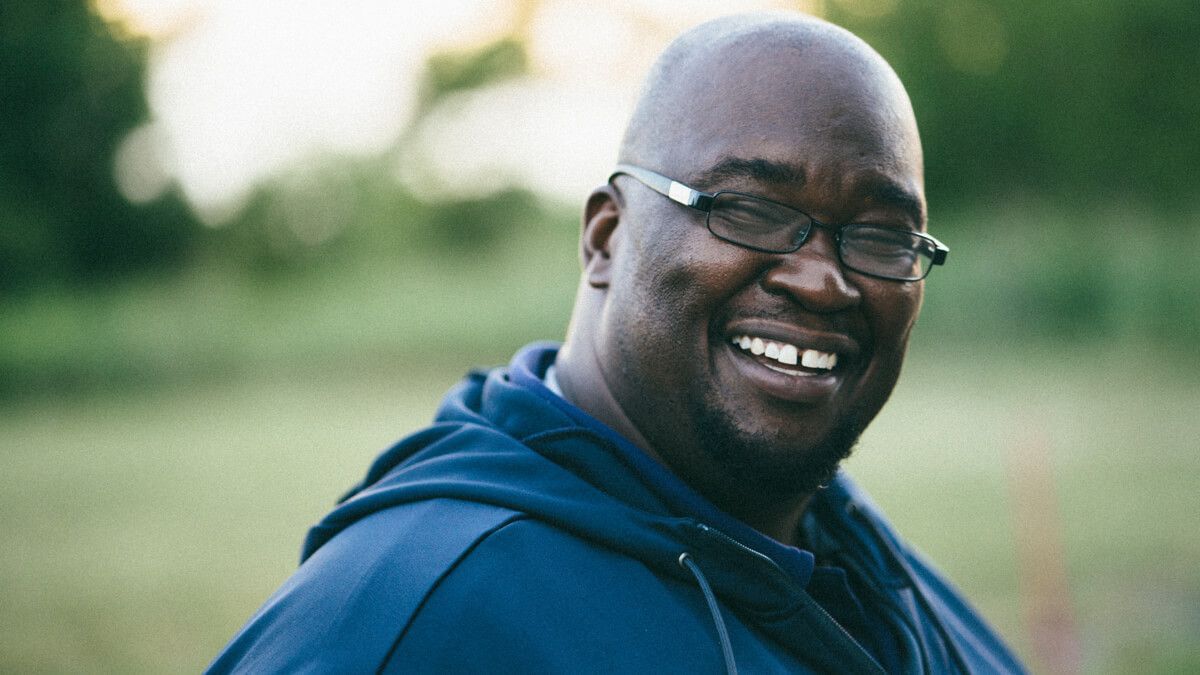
left=376, top=512, right=529, bottom=674
left=520, top=427, right=600, bottom=445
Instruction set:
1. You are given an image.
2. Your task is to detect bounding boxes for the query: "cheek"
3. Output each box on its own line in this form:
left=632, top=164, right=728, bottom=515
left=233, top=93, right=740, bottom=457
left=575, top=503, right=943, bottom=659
left=629, top=230, right=745, bottom=322
left=607, top=206, right=765, bottom=361
left=603, top=246, right=744, bottom=395
left=864, top=282, right=923, bottom=353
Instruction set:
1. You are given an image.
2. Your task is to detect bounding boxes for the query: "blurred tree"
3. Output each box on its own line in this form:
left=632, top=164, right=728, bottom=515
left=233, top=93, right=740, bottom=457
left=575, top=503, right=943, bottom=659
left=0, top=1, right=197, bottom=291
left=219, top=36, right=537, bottom=269
left=4, top=0, right=1196, bottom=287
left=418, top=38, right=528, bottom=114
left=831, top=0, right=1200, bottom=217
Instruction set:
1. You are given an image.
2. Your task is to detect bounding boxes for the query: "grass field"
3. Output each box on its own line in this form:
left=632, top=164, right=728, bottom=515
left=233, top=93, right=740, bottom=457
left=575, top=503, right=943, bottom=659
left=1, top=338, right=1197, bottom=673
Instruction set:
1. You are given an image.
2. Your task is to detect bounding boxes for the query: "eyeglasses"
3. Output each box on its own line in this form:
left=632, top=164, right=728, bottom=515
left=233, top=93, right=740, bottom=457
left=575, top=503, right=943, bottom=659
left=608, top=164, right=948, bottom=282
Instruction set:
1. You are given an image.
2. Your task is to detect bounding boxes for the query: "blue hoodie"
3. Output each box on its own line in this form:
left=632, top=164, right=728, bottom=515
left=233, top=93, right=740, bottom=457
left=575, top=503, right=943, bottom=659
left=208, top=343, right=1025, bottom=674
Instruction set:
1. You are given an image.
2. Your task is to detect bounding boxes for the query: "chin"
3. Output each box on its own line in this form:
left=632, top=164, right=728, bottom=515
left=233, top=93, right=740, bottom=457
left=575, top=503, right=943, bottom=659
left=691, top=399, right=869, bottom=499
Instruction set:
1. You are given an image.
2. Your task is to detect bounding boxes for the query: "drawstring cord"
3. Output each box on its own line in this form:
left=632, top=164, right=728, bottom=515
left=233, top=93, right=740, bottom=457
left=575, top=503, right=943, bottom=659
left=678, top=552, right=738, bottom=675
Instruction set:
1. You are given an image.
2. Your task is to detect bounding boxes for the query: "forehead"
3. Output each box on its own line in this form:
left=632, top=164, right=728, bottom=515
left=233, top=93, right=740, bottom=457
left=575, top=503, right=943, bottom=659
left=657, top=38, right=924, bottom=220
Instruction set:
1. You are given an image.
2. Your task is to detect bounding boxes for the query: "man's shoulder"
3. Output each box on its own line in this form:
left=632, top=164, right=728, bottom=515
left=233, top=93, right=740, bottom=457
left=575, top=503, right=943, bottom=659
left=206, top=498, right=526, bottom=674
left=386, top=515, right=770, bottom=673
left=209, top=500, right=738, bottom=674
left=309, top=496, right=526, bottom=573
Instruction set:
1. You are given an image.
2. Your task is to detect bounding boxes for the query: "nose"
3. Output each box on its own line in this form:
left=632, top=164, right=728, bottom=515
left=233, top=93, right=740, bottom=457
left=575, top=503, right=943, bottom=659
left=760, top=229, right=862, bottom=313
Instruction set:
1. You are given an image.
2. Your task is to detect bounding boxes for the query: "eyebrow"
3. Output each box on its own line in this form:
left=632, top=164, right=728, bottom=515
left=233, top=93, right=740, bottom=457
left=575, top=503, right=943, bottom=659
left=692, top=157, right=806, bottom=189
left=695, top=156, right=925, bottom=226
left=864, top=181, right=926, bottom=225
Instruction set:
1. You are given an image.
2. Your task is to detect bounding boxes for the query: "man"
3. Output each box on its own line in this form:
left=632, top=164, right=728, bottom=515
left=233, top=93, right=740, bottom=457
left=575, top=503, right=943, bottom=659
left=209, top=12, right=1024, bottom=674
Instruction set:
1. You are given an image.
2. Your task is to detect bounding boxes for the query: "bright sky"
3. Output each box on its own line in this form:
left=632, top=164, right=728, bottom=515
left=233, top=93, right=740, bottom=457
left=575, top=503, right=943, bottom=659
left=96, top=0, right=832, bottom=225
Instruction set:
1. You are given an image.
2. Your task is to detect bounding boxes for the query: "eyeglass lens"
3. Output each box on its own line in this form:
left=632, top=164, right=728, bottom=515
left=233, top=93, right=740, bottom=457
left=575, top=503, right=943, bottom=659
left=706, top=192, right=934, bottom=281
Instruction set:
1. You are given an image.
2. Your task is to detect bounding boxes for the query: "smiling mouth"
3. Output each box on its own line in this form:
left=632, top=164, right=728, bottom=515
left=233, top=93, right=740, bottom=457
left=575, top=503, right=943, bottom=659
left=729, top=334, right=839, bottom=376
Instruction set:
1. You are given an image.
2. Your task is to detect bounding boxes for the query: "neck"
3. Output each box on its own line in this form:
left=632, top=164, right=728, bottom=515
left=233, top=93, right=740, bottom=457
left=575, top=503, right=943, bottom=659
left=555, top=339, right=656, bottom=456
left=556, top=285, right=816, bottom=548
left=714, top=490, right=815, bottom=547
left=556, top=339, right=815, bottom=547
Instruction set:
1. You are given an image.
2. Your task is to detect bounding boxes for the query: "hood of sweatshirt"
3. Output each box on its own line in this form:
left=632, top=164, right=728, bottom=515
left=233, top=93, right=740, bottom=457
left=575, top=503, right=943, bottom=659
left=298, top=343, right=1023, bottom=675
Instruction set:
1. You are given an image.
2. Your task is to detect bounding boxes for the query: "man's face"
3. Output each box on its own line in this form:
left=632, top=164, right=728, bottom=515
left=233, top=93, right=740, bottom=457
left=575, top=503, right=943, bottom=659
left=597, top=47, right=926, bottom=498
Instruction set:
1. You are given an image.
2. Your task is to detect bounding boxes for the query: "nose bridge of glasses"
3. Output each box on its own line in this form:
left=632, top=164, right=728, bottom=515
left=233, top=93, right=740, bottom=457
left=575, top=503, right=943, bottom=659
left=794, top=217, right=842, bottom=257
left=765, top=220, right=850, bottom=291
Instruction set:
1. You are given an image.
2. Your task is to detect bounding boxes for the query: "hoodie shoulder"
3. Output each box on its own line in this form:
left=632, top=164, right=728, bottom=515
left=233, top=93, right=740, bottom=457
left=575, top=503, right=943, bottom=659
left=384, top=517, right=726, bottom=673
left=206, top=498, right=523, bottom=674
left=384, top=518, right=821, bottom=674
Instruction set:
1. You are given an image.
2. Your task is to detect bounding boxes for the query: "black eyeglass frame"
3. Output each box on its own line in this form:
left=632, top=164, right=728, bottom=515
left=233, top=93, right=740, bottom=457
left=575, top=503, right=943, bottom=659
left=608, top=163, right=948, bottom=282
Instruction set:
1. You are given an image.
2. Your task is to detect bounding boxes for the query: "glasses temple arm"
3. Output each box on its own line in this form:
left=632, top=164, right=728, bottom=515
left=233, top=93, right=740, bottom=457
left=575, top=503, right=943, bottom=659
left=610, top=164, right=714, bottom=211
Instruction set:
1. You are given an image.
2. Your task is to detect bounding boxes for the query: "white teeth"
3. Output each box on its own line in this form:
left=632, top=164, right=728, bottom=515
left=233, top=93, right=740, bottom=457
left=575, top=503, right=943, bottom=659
left=731, top=334, right=838, bottom=371
left=801, top=349, right=838, bottom=370
left=801, top=349, right=822, bottom=368
left=778, top=344, right=798, bottom=365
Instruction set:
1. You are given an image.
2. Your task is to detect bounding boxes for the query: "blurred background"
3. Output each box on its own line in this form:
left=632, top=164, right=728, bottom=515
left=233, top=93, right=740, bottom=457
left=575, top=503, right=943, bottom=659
left=1, top=0, right=1197, bottom=672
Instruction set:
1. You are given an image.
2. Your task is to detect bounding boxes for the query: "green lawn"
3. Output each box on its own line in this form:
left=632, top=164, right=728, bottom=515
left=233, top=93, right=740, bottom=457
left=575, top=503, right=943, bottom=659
left=2, top=339, right=1196, bottom=673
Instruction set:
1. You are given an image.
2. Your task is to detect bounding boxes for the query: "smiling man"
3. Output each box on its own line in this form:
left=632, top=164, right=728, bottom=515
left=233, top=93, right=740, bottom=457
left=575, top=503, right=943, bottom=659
left=210, top=12, right=1024, bottom=675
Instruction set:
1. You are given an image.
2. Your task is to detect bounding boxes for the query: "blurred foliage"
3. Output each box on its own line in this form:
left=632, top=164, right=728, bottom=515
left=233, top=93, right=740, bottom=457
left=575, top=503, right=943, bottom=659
left=0, top=211, right=581, bottom=400
left=1, top=0, right=1199, bottom=393
left=829, top=0, right=1200, bottom=214
left=0, top=10, right=532, bottom=290
left=208, top=165, right=547, bottom=278
left=920, top=205, right=1200, bottom=344
left=0, top=1, right=197, bottom=292
left=418, top=38, right=528, bottom=112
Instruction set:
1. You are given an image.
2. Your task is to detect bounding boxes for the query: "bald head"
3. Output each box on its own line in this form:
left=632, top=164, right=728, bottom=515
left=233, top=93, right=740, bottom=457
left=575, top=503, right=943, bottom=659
left=619, top=12, right=922, bottom=187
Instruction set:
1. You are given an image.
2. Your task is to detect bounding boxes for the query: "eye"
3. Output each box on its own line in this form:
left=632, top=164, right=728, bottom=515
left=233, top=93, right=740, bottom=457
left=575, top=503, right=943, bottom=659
left=709, top=192, right=808, bottom=239
left=713, top=194, right=791, bottom=229
left=840, top=225, right=938, bottom=279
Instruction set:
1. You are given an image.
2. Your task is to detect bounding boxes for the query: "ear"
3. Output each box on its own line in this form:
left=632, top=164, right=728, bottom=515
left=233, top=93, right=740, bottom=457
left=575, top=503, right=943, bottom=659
left=581, top=185, right=622, bottom=288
